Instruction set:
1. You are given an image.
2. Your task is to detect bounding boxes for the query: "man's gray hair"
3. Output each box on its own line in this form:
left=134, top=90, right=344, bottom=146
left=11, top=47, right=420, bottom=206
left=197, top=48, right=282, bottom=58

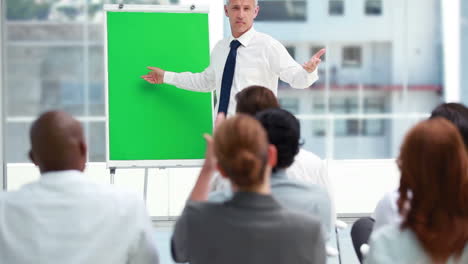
left=225, top=0, right=258, bottom=6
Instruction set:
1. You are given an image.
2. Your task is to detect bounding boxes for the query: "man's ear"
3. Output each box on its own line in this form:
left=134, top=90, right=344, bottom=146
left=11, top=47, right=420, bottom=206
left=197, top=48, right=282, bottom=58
left=267, top=144, right=277, bottom=168
left=224, top=5, right=229, bottom=17
left=217, top=163, right=229, bottom=179
left=253, top=5, right=259, bottom=19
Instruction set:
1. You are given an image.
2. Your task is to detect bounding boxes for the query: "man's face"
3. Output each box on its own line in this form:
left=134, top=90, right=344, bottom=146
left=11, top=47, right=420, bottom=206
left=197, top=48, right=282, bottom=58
left=225, top=0, right=259, bottom=38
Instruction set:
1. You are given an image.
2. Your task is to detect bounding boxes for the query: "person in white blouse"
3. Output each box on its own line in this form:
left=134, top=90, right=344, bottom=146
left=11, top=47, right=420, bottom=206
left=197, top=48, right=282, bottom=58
left=365, top=118, right=468, bottom=264
left=141, top=0, right=325, bottom=116
left=373, top=103, right=468, bottom=233
left=351, top=103, right=468, bottom=263
left=0, top=111, right=159, bottom=264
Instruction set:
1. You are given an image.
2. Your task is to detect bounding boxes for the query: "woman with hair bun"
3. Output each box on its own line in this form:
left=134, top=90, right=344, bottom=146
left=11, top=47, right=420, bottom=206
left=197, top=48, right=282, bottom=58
left=171, top=114, right=326, bottom=264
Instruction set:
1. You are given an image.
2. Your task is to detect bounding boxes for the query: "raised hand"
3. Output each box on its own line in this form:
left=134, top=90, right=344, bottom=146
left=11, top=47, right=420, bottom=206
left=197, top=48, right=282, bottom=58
left=141, top=66, right=165, bottom=84
left=302, top=48, right=326, bottom=73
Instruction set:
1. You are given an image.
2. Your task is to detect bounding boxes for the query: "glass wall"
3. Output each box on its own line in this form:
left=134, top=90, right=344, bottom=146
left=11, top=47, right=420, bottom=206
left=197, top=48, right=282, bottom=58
left=255, top=0, right=443, bottom=159
left=2, top=0, right=465, bottom=218
left=1, top=0, right=457, bottom=187
left=3, top=0, right=179, bottom=164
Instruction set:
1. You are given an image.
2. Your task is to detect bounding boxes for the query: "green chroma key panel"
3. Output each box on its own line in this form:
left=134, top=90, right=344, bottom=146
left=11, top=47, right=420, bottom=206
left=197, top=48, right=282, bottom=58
left=106, top=8, right=213, bottom=166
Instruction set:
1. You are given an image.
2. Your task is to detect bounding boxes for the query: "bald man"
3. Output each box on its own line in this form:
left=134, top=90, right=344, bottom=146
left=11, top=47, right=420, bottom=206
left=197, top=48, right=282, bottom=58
left=0, top=111, right=159, bottom=264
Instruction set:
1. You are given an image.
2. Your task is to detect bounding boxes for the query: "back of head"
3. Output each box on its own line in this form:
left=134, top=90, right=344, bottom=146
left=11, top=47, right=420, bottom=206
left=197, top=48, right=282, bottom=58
left=397, top=118, right=468, bottom=262
left=235, top=85, right=279, bottom=115
left=214, top=114, right=269, bottom=189
left=30, top=111, right=87, bottom=173
left=430, top=102, right=468, bottom=148
left=256, top=108, right=300, bottom=171
left=225, top=0, right=258, bottom=6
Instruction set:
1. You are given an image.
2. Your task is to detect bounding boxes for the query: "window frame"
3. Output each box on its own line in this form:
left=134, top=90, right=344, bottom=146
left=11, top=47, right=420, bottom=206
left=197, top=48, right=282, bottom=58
left=365, top=0, right=383, bottom=16
left=342, top=46, right=363, bottom=68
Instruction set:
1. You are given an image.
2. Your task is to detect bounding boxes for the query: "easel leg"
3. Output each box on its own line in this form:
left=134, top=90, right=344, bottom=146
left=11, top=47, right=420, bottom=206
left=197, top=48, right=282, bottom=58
left=143, top=168, right=149, bottom=203
left=110, top=167, right=116, bottom=185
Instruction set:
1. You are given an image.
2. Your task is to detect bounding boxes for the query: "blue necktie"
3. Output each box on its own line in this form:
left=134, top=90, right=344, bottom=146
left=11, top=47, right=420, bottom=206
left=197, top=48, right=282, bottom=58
left=218, top=40, right=242, bottom=114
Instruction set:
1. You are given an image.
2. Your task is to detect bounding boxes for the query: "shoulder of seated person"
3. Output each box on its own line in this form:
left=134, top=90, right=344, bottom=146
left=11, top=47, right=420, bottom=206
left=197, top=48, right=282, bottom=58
left=371, top=224, right=410, bottom=244
left=185, top=200, right=224, bottom=212
left=281, top=208, right=322, bottom=228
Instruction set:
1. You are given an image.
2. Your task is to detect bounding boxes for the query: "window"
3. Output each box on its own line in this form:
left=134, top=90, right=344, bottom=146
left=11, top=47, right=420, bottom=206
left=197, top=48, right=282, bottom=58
left=312, top=98, right=326, bottom=136
left=330, top=97, right=385, bottom=136
left=364, top=98, right=385, bottom=136
left=279, top=98, right=300, bottom=114
left=365, top=0, right=382, bottom=15
left=256, top=0, right=306, bottom=21
left=342, top=46, right=362, bottom=67
left=329, top=0, right=344, bottom=16
left=331, top=97, right=359, bottom=136
left=4, top=0, right=444, bottom=164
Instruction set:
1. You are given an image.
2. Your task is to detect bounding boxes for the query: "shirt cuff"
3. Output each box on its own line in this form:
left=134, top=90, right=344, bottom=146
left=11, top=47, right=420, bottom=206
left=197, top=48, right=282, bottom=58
left=308, top=68, right=319, bottom=82
left=164, top=71, right=175, bottom=84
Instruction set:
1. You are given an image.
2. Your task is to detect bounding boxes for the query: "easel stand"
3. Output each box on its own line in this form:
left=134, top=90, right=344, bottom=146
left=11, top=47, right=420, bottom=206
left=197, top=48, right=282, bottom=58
left=109, top=167, right=151, bottom=203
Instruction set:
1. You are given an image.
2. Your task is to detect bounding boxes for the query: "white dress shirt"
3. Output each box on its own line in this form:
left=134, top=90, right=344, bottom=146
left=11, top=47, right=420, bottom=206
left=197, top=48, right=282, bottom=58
left=286, top=148, right=336, bottom=229
left=372, top=190, right=402, bottom=232
left=0, top=170, right=159, bottom=264
left=164, top=27, right=318, bottom=116
left=365, top=224, right=468, bottom=264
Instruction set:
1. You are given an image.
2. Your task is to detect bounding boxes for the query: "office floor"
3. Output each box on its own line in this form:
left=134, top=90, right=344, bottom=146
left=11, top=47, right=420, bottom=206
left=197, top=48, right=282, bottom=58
left=153, top=222, right=360, bottom=264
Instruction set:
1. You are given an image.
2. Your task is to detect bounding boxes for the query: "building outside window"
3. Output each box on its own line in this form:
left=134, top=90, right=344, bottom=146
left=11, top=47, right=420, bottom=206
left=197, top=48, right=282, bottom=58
left=2, top=0, right=448, bottom=213
left=365, top=0, right=383, bottom=15
left=279, top=98, right=300, bottom=114
left=364, top=97, right=386, bottom=136
left=329, top=97, right=385, bottom=136
left=342, top=46, right=362, bottom=67
left=329, top=0, right=344, bottom=16
left=331, top=97, right=359, bottom=136
left=311, top=98, right=326, bottom=136
left=256, top=0, right=306, bottom=21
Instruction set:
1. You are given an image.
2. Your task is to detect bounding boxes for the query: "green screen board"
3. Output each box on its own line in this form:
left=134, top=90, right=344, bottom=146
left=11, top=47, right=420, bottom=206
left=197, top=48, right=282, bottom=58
left=106, top=7, right=213, bottom=166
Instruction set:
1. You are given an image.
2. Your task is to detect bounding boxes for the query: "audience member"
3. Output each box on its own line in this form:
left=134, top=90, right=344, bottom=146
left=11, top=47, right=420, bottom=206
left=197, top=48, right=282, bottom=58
left=172, top=114, right=326, bottom=264
left=210, top=108, right=332, bottom=240
left=351, top=102, right=468, bottom=263
left=365, top=118, right=468, bottom=263
left=0, top=111, right=159, bottom=264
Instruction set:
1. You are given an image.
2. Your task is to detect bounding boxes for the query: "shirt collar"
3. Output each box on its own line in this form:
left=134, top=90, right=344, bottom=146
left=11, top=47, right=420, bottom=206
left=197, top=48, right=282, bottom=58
left=271, top=169, right=288, bottom=179
left=40, top=170, right=84, bottom=183
left=229, top=27, right=256, bottom=47
left=225, top=191, right=281, bottom=209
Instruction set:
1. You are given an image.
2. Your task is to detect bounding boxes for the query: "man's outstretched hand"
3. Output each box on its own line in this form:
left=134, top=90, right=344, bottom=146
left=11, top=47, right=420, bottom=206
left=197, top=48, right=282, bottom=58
left=302, top=48, right=326, bottom=73
left=141, top=66, right=165, bottom=84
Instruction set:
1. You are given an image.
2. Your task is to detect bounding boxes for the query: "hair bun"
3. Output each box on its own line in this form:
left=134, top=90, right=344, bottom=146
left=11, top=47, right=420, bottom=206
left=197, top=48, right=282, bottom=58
left=229, top=150, right=263, bottom=187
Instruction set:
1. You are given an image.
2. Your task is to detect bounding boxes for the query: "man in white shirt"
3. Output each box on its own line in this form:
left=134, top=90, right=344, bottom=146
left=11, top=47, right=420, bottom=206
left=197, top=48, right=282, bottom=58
left=142, top=0, right=325, bottom=116
left=0, top=111, right=159, bottom=264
